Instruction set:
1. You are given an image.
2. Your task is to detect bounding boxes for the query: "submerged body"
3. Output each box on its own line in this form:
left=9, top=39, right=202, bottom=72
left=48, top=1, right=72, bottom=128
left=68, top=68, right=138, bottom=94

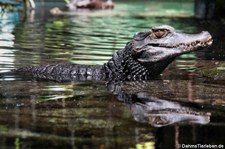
left=12, top=25, right=213, bottom=81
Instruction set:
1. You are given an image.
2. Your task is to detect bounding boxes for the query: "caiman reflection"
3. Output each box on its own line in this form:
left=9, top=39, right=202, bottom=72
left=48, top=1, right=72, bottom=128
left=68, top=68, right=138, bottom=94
left=108, top=81, right=211, bottom=127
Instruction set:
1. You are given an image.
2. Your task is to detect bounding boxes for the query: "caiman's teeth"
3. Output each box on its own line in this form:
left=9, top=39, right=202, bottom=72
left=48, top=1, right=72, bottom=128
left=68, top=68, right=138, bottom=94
left=157, top=37, right=212, bottom=48
left=181, top=37, right=212, bottom=48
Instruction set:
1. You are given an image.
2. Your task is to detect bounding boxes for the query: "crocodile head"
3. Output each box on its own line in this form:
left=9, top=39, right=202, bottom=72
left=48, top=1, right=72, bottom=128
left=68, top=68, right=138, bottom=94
left=132, top=25, right=213, bottom=63
left=129, top=25, right=213, bottom=78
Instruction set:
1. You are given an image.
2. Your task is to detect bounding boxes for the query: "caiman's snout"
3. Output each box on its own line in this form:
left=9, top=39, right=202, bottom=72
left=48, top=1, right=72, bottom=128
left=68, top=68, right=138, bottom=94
left=173, top=30, right=213, bottom=54
left=176, top=30, right=213, bottom=51
left=200, top=31, right=213, bottom=46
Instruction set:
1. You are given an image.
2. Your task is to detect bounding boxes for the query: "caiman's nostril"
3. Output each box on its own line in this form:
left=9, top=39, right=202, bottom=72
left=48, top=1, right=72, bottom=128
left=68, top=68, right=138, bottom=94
left=201, top=31, right=211, bottom=36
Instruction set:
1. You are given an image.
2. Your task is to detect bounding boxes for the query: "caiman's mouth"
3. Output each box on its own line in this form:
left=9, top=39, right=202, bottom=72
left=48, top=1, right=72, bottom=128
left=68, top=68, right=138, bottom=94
left=150, top=37, right=213, bottom=49
left=187, top=37, right=213, bottom=48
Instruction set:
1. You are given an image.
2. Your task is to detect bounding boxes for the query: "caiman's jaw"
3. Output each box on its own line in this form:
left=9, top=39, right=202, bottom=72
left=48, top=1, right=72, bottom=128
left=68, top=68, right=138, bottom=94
left=132, top=25, right=213, bottom=63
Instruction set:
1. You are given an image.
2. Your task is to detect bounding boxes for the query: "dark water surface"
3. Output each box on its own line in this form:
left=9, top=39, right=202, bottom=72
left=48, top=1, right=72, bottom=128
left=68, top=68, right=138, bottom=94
left=1, top=1, right=225, bottom=149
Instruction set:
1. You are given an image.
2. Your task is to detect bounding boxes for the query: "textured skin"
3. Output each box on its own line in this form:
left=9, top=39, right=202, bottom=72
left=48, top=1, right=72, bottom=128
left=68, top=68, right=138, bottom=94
left=15, top=43, right=174, bottom=81
left=12, top=25, right=212, bottom=82
left=15, top=63, right=105, bottom=81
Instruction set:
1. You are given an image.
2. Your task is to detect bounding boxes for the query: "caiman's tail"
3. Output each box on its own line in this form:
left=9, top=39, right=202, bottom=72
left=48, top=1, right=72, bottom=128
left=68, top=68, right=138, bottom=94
left=2, top=63, right=105, bottom=81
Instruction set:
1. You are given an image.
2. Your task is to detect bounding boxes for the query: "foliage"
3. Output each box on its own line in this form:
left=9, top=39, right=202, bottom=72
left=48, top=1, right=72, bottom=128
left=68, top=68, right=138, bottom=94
left=199, top=63, right=225, bottom=80
left=0, top=0, right=21, bottom=12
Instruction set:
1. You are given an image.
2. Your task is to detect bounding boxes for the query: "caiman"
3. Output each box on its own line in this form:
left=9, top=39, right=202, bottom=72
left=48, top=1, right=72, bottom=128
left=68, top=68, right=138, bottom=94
left=66, top=0, right=114, bottom=10
left=10, top=25, right=213, bottom=81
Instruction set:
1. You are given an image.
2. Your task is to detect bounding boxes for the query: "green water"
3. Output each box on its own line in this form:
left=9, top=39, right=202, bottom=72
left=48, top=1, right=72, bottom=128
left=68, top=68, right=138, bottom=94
left=0, top=1, right=225, bottom=149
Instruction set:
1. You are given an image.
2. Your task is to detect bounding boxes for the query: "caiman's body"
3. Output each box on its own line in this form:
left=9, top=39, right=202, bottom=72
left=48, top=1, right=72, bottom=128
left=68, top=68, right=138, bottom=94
left=13, top=25, right=213, bottom=81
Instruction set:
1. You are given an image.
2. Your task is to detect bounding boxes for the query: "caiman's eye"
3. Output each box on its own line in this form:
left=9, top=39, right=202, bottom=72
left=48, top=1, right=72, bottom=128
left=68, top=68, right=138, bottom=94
left=152, top=29, right=169, bottom=38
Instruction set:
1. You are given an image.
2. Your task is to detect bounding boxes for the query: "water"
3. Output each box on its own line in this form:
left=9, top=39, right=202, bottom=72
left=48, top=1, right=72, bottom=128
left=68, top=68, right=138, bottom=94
left=0, top=1, right=225, bottom=149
